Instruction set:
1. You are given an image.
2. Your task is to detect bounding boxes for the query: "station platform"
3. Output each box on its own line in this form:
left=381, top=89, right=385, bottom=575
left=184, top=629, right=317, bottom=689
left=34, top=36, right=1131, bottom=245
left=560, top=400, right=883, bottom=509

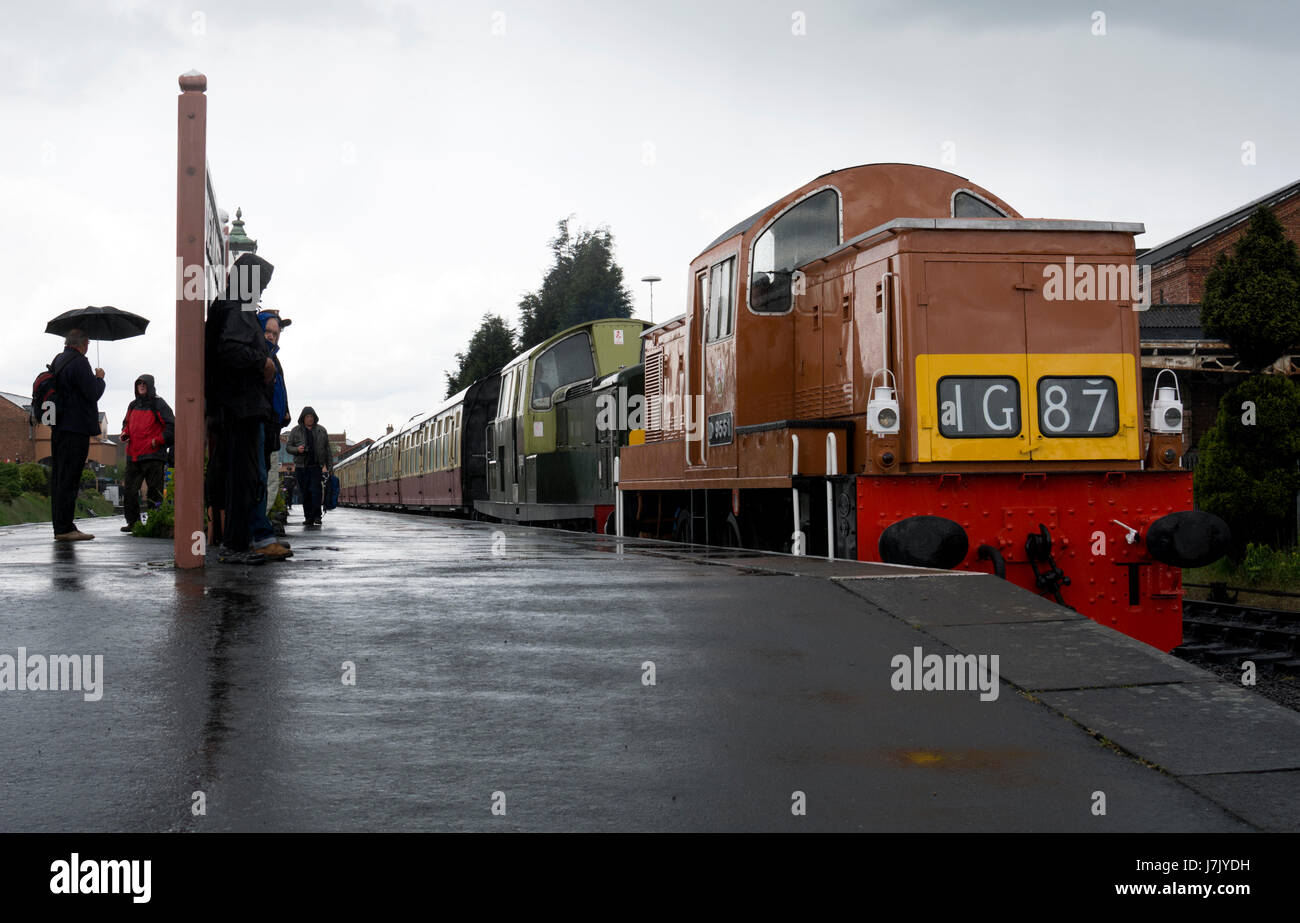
left=0, top=507, right=1297, bottom=832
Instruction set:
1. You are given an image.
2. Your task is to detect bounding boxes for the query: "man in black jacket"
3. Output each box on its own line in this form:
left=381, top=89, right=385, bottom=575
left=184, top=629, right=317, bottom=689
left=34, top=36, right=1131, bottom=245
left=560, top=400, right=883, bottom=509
left=50, top=329, right=106, bottom=541
left=204, top=254, right=292, bottom=563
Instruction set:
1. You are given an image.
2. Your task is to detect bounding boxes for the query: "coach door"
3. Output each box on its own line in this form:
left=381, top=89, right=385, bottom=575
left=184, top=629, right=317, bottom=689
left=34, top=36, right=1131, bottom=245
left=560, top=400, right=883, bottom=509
left=489, top=364, right=523, bottom=502
left=820, top=271, right=853, bottom=416
left=794, top=273, right=823, bottom=418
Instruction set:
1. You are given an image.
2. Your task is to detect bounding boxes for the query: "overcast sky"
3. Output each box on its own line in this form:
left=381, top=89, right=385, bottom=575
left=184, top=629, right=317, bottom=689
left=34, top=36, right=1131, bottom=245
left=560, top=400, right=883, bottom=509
left=2, top=0, right=1297, bottom=443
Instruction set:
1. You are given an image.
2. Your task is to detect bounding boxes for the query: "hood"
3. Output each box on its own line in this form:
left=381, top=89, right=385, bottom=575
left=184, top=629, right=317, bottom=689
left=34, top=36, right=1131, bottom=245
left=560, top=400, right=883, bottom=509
left=258, top=311, right=280, bottom=354
left=134, top=374, right=157, bottom=402
left=228, top=253, right=275, bottom=304
left=298, top=405, right=318, bottom=426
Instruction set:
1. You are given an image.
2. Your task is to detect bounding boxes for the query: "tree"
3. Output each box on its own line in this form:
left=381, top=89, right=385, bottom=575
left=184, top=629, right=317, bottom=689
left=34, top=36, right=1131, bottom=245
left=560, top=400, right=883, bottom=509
left=445, top=314, right=519, bottom=398
left=1194, top=374, right=1300, bottom=553
left=517, top=217, right=633, bottom=349
left=1201, top=206, right=1300, bottom=370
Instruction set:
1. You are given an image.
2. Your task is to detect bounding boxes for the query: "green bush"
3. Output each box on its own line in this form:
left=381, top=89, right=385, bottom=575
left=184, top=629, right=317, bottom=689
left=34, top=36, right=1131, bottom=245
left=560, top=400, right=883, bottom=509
left=1238, top=543, right=1300, bottom=587
left=18, top=462, right=48, bottom=496
left=1194, top=375, right=1300, bottom=555
left=0, top=462, right=20, bottom=498
left=79, top=467, right=95, bottom=488
left=132, top=474, right=174, bottom=539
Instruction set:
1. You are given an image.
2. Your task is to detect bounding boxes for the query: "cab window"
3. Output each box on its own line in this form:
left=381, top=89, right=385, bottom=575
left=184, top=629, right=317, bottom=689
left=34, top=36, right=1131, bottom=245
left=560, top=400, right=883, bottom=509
left=750, top=188, right=839, bottom=313
left=530, top=333, right=595, bottom=408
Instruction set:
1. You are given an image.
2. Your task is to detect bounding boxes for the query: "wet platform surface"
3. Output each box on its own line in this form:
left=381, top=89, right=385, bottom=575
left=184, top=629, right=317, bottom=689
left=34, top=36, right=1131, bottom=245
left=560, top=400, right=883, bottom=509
left=0, top=507, right=1297, bottom=832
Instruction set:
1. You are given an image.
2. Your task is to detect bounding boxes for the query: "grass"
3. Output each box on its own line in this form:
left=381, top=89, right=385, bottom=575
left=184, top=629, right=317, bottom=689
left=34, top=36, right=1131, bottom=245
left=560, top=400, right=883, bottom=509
left=1183, top=543, right=1300, bottom=611
left=0, top=491, right=114, bottom=527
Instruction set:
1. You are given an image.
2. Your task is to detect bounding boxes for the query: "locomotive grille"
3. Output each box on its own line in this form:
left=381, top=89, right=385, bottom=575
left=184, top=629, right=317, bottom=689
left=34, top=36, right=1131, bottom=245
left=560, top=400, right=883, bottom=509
left=645, top=346, right=664, bottom=442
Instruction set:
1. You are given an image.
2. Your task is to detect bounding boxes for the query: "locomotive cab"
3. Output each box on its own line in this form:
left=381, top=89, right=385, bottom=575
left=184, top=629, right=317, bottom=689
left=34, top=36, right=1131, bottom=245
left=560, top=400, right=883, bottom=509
left=478, top=318, right=646, bottom=524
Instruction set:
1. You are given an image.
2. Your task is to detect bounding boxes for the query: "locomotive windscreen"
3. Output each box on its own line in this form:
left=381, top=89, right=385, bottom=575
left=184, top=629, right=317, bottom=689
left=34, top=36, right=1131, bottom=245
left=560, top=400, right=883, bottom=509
left=750, top=188, right=840, bottom=312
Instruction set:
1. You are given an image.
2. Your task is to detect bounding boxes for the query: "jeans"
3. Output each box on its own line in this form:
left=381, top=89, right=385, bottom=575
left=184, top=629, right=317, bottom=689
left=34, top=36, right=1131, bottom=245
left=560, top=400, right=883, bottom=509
left=297, top=466, right=323, bottom=522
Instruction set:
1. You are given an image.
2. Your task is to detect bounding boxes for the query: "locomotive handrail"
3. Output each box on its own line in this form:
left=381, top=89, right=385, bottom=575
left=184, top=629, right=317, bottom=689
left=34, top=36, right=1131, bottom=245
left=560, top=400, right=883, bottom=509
left=825, top=432, right=838, bottom=560
left=791, top=433, right=802, bottom=556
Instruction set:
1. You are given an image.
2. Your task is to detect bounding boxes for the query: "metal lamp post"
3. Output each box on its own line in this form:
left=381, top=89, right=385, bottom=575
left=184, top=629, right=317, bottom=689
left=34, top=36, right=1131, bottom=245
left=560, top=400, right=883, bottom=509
left=641, top=275, right=661, bottom=324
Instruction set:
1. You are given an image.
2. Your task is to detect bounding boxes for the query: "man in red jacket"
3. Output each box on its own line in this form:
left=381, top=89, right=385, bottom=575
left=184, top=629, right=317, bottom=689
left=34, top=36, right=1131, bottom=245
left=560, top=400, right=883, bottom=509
left=119, top=374, right=175, bottom=532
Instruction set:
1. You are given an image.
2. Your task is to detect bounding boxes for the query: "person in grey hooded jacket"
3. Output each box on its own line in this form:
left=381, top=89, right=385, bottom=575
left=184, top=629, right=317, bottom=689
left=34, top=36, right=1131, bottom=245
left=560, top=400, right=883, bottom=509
left=286, top=406, right=333, bottom=525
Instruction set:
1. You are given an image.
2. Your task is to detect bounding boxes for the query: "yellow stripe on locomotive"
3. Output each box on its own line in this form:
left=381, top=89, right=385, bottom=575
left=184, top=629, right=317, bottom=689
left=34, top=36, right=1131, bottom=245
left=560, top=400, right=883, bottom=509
left=915, top=353, right=1141, bottom=463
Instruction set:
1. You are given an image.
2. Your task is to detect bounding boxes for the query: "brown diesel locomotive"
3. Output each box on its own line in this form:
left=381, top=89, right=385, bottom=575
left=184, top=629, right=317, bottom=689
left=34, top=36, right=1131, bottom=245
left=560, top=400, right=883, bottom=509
left=618, top=163, right=1227, bottom=651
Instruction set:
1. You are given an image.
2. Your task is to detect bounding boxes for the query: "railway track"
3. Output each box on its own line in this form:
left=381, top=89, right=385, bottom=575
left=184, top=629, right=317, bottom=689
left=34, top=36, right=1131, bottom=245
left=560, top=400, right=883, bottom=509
left=1175, top=597, right=1300, bottom=676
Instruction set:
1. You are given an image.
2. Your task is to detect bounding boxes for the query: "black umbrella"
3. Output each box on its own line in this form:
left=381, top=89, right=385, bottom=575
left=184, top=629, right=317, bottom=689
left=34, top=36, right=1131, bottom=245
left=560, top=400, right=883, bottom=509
left=45, top=305, right=150, bottom=366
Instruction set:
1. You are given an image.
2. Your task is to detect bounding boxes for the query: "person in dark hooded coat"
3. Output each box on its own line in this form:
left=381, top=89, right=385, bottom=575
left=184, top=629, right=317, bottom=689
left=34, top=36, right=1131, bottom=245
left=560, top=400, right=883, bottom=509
left=286, top=406, right=333, bottom=525
left=118, top=374, right=175, bottom=531
left=203, top=253, right=292, bottom=562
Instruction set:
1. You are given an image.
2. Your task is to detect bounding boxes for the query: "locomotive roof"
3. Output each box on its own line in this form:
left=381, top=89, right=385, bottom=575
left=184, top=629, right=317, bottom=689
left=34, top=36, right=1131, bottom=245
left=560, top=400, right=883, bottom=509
left=696, top=162, right=1015, bottom=257
left=501, top=317, right=648, bottom=372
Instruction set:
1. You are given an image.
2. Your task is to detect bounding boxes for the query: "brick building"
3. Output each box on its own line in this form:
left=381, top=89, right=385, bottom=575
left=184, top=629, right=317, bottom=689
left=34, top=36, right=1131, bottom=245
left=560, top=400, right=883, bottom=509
left=1143, top=179, right=1300, bottom=306
left=1138, top=178, right=1300, bottom=454
left=0, top=392, right=123, bottom=468
left=0, top=391, right=35, bottom=464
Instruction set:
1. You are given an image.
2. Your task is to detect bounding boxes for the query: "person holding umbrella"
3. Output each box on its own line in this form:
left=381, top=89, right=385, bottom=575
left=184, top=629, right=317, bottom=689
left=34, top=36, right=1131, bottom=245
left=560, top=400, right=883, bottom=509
left=48, top=329, right=106, bottom=541
left=43, top=305, right=149, bottom=542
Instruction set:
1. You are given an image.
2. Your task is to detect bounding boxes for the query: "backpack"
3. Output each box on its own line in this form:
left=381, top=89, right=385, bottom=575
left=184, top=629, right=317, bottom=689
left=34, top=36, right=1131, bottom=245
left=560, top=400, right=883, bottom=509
left=30, top=353, right=71, bottom=426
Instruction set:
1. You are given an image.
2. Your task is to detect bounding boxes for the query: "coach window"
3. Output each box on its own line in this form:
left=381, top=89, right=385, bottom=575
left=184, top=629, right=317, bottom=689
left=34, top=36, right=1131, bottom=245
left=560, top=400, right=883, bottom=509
left=531, top=333, right=595, bottom=409
left=750, top=188, right=840, bottom=313
left=707, top=256, right=736, bottom=342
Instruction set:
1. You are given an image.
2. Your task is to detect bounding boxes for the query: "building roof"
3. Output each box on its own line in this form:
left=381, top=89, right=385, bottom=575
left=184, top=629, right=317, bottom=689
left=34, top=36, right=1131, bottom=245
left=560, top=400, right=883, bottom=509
left=1138, top=304, right=1205, bottom=341
left=1139, top=177, right=1300, bottom=267
left=0, top=390, right=30, bottom=411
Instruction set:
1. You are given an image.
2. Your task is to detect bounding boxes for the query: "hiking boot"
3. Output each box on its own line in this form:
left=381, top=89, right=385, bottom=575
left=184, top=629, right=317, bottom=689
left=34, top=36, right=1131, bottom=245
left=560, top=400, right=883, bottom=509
left=258, top=542, right=293, bottom=561
left=54, top=531, right=94, bottom=541
left=217, top=549, right=266, bottom=565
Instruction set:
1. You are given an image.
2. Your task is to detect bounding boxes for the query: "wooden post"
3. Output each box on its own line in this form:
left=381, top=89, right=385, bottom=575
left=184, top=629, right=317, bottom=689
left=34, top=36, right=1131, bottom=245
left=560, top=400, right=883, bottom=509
left=175, top=72, right=207, bottom=568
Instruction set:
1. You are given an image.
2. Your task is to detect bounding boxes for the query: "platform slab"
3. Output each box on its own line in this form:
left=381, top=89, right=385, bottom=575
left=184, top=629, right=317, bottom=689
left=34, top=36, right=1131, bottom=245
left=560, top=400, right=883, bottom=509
left=1036, top=683, right=1300, bottom=776
left=837, top=574, right=1092, bottom=627
left=925, top=620, right=1214, bottom=691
